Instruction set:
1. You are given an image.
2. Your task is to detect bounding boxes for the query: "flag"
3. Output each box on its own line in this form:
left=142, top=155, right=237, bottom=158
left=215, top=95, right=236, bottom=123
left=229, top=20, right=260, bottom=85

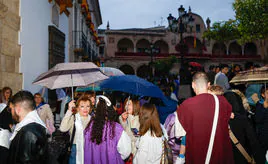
left=194, top=33, right=197, bottom=48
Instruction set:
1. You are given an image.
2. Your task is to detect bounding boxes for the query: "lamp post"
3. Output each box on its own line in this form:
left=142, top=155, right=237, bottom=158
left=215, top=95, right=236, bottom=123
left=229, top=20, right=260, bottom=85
left=167, top=5, right=195, bottom=66
left=145, top=43, right=160, bottom=77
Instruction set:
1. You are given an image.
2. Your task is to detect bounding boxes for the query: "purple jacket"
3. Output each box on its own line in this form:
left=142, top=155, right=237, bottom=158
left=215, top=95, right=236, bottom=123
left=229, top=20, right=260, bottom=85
left=84, top=121, right=124, bottom=164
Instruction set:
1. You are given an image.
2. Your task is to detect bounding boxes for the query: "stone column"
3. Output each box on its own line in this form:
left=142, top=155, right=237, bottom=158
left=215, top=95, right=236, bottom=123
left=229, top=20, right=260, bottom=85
left=0, top=0, right=22, bottom=93
left=242, top=45, right=245, bottom=55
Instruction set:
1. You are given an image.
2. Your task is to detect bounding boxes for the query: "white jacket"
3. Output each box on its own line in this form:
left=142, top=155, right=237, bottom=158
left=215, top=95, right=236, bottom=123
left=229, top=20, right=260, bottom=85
left=133, top=130, right=162, bottom=164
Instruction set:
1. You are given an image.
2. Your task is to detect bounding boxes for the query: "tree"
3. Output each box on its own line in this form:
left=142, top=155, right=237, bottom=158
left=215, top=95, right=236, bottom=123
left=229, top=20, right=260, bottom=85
left=233, top=0, right=268, bottom=60
left=203, top=20, right=240, bottom=53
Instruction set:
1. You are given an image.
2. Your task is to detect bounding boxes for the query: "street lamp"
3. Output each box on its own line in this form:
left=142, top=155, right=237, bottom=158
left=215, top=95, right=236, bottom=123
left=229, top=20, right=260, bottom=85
left=167, top=5, right=195, bottom=66
left=145, top=43, right=160, bottom=76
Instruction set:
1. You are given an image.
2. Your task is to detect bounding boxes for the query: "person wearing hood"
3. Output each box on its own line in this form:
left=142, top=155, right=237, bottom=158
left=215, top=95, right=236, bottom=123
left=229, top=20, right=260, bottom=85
left=7, top=90, right=48, bottom=164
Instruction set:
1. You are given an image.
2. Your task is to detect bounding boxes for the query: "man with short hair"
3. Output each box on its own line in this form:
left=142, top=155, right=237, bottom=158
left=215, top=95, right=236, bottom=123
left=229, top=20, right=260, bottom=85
left=177, top=72, right=234, bottom=164
left=8, top=90, right=48, bottom=164
left=214, top=64, right=230, bottom=92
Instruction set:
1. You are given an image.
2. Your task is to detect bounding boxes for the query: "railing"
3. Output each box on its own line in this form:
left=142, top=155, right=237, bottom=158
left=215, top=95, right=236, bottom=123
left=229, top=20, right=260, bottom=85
left=72, top=31, right=87, bottom=56
left=114, top=52, right=261, bottom=59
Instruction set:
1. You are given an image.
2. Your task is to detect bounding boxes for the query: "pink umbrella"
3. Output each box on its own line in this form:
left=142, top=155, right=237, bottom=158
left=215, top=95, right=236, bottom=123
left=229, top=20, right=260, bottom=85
left=32, top=62, right=108, bottom=99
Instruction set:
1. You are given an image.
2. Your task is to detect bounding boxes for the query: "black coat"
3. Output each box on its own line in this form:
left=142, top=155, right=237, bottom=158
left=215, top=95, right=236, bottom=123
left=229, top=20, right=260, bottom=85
left=7, top=123, right=48, bottom=164
left=224, top=92, right=266, bottom=164
left=0, top=107, right=13, bottom=131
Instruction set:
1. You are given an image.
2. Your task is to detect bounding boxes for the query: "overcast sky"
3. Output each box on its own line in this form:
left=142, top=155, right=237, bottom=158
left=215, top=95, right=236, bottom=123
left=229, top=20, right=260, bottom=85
left=98, top=0, right=235, bottom=29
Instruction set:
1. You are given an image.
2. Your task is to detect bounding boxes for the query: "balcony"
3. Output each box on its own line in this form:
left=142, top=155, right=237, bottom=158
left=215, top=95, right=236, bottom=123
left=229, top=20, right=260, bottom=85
left=72, top=31, right=87, bottom=56
left=114, top=52, right=261, bottom=60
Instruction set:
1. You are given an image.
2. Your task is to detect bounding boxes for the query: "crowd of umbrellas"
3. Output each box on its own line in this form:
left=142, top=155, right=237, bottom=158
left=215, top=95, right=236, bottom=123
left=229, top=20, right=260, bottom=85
left=32, top=62, right=268, bottom=107
left=32, top=62, right=168, bottom=104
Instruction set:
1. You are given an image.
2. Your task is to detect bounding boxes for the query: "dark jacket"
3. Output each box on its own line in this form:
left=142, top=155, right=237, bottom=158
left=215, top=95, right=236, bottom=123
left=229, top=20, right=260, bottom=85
left=224, top=92, right=265, bottom=164
left=7, top=123, right=48, bottom=164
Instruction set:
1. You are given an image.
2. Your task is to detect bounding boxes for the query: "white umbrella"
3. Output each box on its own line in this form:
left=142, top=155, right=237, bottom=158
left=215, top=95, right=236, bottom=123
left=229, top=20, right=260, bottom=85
left=32, top=62, right=109, bottom=99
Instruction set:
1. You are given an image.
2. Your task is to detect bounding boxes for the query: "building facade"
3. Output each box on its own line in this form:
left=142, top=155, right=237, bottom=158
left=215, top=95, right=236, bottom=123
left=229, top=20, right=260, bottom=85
left=0, top=0, right=102, bottom=94
left=0, top=0, right=22, bottom=93
left=102, top=7, right=267, bottom=77
left=69, top=0, right=102, bottom=63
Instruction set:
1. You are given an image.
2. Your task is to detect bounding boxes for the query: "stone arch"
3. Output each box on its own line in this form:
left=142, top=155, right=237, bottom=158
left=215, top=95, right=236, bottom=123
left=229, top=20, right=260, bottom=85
left=229, top=41, right=242, bottom=55
left=136, top=39, right=150, bottom=53
left=117, top=38, right=134, bottom=52
left=136, top=65, right=152, bottom=78
left=119, top=64, right=135, bottom=75
left=212, top=42, right=227, bottom=55
left=184, top=36, right=202, bottom=54
left=244, top=42, right=257, bottom=55
left=154, top=40, right=169, bottom=53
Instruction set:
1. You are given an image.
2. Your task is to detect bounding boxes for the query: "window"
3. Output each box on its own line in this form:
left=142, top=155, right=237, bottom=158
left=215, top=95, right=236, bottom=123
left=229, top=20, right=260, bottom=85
left=48, top=26, right=65, bottom=69
left=137, top=48, right=146, bottom=53
left=99, top=46, right=104, bottom=56
left=196, top=24, right=201, bottom=33
left=119, top=48, right=127, bottom=52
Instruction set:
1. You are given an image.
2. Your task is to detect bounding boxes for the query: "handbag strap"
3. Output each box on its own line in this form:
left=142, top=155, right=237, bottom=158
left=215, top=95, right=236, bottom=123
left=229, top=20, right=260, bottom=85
left=68, top=115, right=76, bottom=151
left=205, top=94, right=219, bottom=164
left=229, top=127, right=254, bottom=163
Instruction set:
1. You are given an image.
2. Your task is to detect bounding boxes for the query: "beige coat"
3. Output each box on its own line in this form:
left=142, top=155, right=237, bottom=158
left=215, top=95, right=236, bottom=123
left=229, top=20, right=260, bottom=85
left=59, top=110, right=90, bottom=144
left=36, top=104, right=55, bottom=134
left=119, top=115, right=140, bottom=154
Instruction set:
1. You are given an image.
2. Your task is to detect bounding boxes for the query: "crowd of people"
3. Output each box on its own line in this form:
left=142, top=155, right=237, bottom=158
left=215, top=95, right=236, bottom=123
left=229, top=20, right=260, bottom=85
left=0, top=61, right=268, bottom=164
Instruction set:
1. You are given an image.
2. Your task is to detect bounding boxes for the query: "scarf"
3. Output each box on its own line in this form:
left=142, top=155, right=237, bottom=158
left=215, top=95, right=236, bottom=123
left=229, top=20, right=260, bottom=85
left=0, top=103, right=7, bottom=114
left=35, top=102, right=46, bottom=110
left=75, top=113, right=91, bottom=164
left=10, top=110, right=46, bottom=141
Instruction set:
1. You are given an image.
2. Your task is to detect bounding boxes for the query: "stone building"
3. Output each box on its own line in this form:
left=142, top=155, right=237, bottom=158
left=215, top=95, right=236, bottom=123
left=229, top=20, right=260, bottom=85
left=0, top=0, right=22, bottom=93
left=102, top=6, right=267, bottom=77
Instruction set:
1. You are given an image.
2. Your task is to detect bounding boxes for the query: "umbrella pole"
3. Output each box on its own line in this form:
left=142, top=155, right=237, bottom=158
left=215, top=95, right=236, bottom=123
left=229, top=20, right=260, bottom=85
left=71, top=74, right=74, bottom=100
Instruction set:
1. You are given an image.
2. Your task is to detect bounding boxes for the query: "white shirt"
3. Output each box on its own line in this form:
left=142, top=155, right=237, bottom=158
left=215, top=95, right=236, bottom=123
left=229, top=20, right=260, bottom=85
left=117, top=130, right=132, bottom=160
left=133, top=130, right=162, bottom=164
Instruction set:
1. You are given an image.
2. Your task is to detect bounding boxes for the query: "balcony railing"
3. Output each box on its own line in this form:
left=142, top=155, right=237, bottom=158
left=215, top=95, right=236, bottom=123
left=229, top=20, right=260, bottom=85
left=72, top=31, right=87, bottom=56
left=114, top=52, right=261, bottom=60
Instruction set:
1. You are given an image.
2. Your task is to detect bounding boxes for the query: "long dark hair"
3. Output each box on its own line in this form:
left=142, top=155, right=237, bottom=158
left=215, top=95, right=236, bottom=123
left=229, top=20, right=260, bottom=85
left=86, top=97, right=118, bottom=145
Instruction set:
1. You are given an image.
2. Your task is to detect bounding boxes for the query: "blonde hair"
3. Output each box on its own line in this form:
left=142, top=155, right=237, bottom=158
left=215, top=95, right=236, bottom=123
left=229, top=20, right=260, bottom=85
left=208, top=85, right=224, bottom=95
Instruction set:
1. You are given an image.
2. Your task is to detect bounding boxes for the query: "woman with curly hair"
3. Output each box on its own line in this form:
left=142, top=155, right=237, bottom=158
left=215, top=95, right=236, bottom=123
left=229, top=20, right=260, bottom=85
left=84, top=95, right=131, bottom=164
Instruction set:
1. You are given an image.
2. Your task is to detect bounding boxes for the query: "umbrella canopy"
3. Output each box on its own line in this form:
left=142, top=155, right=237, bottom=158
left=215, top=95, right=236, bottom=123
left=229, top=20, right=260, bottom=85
left=76, top=82, right=102, bottom=92
left=99, top=75, right=166, bottom=100
left=189, top=62, right=202, bottom=68
left=32, top=62, right=109, bottom=98
left=100, top=67, right=125, bottom=76
left=75, top=67, right=125, bottom=92
left=230, top=65, right=268, bottom=84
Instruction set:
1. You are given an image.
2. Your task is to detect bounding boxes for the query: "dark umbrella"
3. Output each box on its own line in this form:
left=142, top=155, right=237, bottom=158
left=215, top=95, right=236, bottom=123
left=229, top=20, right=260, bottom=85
left=99, top=75, right=167, bottom=101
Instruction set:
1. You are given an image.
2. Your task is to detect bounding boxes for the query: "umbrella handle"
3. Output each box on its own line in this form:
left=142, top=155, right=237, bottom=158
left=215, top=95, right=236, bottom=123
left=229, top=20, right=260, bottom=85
left=71, top=74, right=74, bottom=100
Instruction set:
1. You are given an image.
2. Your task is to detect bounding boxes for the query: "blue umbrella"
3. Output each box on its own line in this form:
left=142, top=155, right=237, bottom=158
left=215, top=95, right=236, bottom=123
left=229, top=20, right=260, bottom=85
left=75, top=82, right=102, bottom=92
left=99, top=75, right=166, bottom=100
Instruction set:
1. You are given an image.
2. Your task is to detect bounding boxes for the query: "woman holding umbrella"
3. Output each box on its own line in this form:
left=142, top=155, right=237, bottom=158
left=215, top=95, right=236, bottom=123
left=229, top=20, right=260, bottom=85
left=60, top=96, right=92, bottom=164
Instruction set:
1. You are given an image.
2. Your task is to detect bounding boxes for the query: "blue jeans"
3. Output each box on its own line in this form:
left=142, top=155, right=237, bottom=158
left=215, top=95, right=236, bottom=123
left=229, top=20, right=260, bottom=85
left=69, top=145, right=76, bottom=164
